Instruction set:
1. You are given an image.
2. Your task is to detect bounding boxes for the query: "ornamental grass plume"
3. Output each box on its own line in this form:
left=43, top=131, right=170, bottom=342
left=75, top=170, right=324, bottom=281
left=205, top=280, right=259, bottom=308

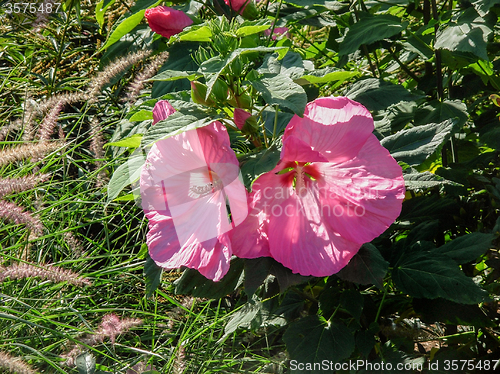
left=95, top=313, right=143, bottom=344
left=145, top=6, right=193, bottom=38
left=0, top=173, right=50, bottom=198
left=0, top=262, right=92, bottom=286
left=0, top=141, right=63, bottom=168
left=124, top=51, right=170, bottom=103
left=37, top=100, right=65, bottom=140
left=231, top=96, right=405, bottom=276
left=140, top=101, right=248, bottom=281
left=0, top=201, right=44, bottom=235
left=87, top=49, right=152, bottom=100
left=0, top=350, right=37, bottom=374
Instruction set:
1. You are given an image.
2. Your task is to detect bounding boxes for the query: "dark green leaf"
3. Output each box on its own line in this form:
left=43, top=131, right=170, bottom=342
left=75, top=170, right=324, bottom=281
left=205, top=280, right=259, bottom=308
left=339, top=14, right=408, bottom=56
left=435, top=8, right=492, bottom=61
left=414, top=100, right=469, bottom=128
left=435, top=232, right=494, bottom=264
left=76, top=352, right=96, bottom=374
left=283, top=315, right=355, bottom=371
left=340, top=289, right=364, bottom=321
left=355, top=330, right=376, bottom=358
left=251, top=74, right=307, bottom=116
left=336, top=243, right=388, bottom=289
left=345, top=78, right=424, bottom=111
left=473, top=0, right=500, bottom=16
left=381, top=119, right=458, bottom=166
left=262, top=108, right=294, bottom=136
left=413, top=298, right=495, bottom=327
left=240, top=145, right=281, bottom=189
left=174, top=258, right=244, bottom=298
left=392, top=252, right=488, bottom=304
left=144, top=255, right=163, bottom=297
left=404, top=170, right=461, bottom=190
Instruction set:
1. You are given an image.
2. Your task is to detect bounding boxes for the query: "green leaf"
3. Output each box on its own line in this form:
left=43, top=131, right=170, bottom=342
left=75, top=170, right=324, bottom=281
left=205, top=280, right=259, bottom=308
left=339, top=14, right=408, bottom=55
left=434, top=8, right=492, bottom=61
left=144, top=254, right=163, bottom=297
left=404, top=170, right=461, bottom=190
left=251, top=74, right=307, bottom=116
left=174, top=258, right=244, bottom=298
left=128, top=110, right=153, bottom=122
left=345, top=78, right=424, bottom=111
left=200, top=47, right=289, bottom=97
left=392, top=252, right=488, bottom=304
left=473, top=0, right=500, bottom=16
left=95, top=0, right=116, bottom=29
left=236, top=25, right=270, bottom=37
left=179, top=25, right=212, bottom=42
left=107, top=154, right=146, bottom=202
left=283, top=316, right=355, bottom=371
left=414, top=298, right=496, bottom=327
left=297, top=69, right=359, bottom=85
left=434, top=232, right=494, bottom=264
left=340, top=290, right=364, bottom=322
left=240, top=145, right=281, bottom=189
left=414, top=100, right=469, bottom=128
left=76, top=352, right=96, bottom=374
left=101, top=10, right=146, bottom=51
left=141, top=111, right=215, bottom=148
left=336, top=243, right=388, bottom=289
left=381, top=119, right=458, bottom=166
left=105, top=134, right=143, bottom=148
left=149, top=70, right=201, bottom=82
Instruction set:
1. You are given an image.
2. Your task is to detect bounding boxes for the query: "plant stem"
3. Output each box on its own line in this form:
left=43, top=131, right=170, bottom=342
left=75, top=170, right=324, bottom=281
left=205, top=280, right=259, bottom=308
left=431, top=0, right=443, bottom=101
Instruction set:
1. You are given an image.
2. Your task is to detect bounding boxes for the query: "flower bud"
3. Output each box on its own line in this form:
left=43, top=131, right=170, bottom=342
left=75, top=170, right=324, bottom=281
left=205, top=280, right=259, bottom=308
left=145, top=6, right=193, bottom=38
left=224, top=0, right=259, bottom=19
left=212, top=79, right=229, bottom=102
left=191, top=81, right=216, bottom=107
left=234, top=109, right=259, bottom=134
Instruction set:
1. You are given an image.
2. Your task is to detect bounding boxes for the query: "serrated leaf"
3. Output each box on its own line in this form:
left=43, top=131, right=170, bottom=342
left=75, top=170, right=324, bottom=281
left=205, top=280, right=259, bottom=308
left=392, top=252, right=488, bottom=304
left=381, top=119, right=458, bottom=166
left=106, top=134, right=143, bottom=148
left=179, top=25, right=212, bottom=42
left=251, top=74, right=307, bottom=116
left=435, top=232, right=494, bottom=264
left=141, top=111, right=214, bottom=148
left=107, top=154, right=146, bottom=202
left=149, top=70, right=201, bottom=82
left=345, top=78, right=423, bottom=111
left=240, top=145, right=281, bottom=189
left=435, top=8, right=492, bottom=61
left=283, top=316, right=354, bottom=372
left=336, top=243, right=388, bottom=289
left=404, top=171, right=461, bottom=190
left=76, top=352, right=96, bottom=374
left=144, top=254, right=163, bottom=297
left=339, top=14, right=408, bottom=55
left=200, top=47, right=289, bottom=98
left=174, top=258, right=244, bottom=298
left=414, top=99, right=469, bottom=128
left=236, top=25, right=270, bottom=37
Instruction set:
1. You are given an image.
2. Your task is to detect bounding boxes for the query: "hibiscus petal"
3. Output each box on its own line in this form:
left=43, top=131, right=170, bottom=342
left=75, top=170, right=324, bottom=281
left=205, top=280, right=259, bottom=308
left=283, top=96, right=374, bottom=163
left=267, top=190, right=361, bottom=276
left=281, top=136, right=328, bottom=163
left=317, top=135, right=405, bottom=244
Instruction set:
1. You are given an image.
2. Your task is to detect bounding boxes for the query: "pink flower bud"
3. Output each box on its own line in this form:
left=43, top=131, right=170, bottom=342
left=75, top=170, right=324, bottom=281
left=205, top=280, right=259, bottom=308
left=264, top=26, right=290, bottom=40
left=145, top=6, right=193, bottom=38
left=224, top=0, right=250, bottom=14
left=234, top=108, right=252, bottom=130
left=153, top=100, right=176, bottom=125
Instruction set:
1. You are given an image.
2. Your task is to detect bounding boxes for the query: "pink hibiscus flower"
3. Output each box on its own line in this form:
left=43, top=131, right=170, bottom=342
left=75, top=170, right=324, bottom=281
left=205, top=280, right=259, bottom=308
left=140, top=101, right=248, bottom=281
left=231, top=96, right=405, bottom=277
left=145, top=6, right=193, bottom=38
left=264, top=26, right=290, bottom=40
